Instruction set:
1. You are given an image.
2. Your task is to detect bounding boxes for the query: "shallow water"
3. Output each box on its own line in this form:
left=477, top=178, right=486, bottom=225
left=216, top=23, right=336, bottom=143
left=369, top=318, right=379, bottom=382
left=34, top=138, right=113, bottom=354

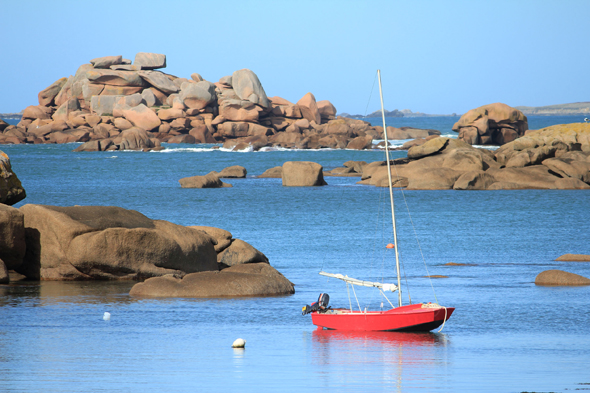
left=1, top=115, right=589, bottom=392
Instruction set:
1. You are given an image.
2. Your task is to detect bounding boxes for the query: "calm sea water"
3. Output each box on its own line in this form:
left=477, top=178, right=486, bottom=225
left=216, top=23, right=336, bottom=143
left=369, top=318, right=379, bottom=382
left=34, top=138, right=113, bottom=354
left=1, top=115, right=589, bottom=392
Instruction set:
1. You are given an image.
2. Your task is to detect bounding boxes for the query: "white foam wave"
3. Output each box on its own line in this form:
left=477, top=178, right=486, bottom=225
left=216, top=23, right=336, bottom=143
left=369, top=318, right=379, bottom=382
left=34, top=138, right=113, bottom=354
left=220, top=145, right=255, bottom=153
left=474, top=145, right=500, bottom=150
left=156, top=147, right=219, bottom=153
left=258, top=146, right=337, bottom=152
left=372, top=139, right=407, bottom=149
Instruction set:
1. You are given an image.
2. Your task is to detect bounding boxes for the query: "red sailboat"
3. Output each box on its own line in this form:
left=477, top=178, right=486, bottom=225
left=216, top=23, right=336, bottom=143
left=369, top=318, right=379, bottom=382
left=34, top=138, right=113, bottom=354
left=303, top=70, right=454, bottom=332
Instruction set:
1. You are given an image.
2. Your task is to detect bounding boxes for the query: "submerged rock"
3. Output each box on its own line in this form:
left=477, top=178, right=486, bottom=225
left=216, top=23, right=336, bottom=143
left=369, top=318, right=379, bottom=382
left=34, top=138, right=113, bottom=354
left=179, top=172, right=232, bottom=188
left=555, top=254, right=590, bottom=262
left=217, top=165, right=247, bottom=178
left=258, top=166, right=283, bottom=178
left=534, top=270, right=590, bottom=286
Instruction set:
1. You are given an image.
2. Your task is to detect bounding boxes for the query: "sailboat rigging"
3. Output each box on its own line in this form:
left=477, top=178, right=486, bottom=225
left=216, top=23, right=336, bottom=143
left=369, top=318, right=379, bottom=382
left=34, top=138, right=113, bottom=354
left=302, top=70, right=454, bottom=332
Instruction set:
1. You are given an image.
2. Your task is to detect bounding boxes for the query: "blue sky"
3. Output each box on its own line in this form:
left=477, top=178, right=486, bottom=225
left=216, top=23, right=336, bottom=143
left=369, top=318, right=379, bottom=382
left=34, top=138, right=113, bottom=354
left=1, top=0, right=588, bottom=115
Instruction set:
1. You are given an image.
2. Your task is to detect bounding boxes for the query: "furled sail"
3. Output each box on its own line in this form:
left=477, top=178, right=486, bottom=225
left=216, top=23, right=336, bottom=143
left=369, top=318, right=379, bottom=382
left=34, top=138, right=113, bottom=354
left=319, top=271, right=398, bottom=292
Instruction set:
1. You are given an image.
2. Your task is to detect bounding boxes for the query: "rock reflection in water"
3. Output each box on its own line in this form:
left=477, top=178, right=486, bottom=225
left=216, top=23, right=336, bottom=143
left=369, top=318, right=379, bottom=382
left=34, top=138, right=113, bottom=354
left=0, top=280, right=136, bottom=307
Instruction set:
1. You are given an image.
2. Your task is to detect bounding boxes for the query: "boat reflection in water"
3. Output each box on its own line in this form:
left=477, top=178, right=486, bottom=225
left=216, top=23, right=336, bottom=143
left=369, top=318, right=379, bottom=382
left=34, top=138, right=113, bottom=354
left=311, top=328, right=450, bottom=391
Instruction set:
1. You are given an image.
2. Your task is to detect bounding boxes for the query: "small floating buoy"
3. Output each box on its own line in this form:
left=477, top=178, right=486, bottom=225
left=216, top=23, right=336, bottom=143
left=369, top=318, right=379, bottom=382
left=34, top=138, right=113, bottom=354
left=386, top=243, right=395, bottom=249
left=232, top=338, right=246, bottom=348
left=103, top=312, right=111, bottom=321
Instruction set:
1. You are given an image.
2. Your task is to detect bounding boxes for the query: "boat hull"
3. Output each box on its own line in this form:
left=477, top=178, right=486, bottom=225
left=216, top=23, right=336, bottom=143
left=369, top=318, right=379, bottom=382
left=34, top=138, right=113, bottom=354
left=311, top=303, right=454, bottom=332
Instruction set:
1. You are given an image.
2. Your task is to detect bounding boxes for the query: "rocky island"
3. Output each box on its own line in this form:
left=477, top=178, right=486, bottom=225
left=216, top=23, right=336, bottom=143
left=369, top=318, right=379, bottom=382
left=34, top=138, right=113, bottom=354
left=0, top=52, right=443, bottom=151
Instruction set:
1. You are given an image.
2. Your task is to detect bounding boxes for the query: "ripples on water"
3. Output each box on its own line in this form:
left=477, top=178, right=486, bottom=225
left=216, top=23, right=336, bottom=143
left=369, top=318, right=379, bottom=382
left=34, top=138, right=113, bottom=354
left=1, top=115, right=589, bottom=392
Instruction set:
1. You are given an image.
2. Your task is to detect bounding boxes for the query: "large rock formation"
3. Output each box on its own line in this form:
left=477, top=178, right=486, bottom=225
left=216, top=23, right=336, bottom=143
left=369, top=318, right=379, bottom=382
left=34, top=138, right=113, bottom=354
left=3, top=204, right=291, bottom=296
left=17, top=205, right=219, bottom=280
left=0, top=150, right=26, bottom=205
left=453, top=103, right=528, bottom=145
left=127, top=225, right=293, bottom=297
left=535, top=270, right=590, bottom=286
left=1, top=52, right=388, bottom=151
left=129, top=263, right=294, bottom=297
left=358, top=124, right=590, bottom=190
left=7, top=204, right=291, bottom=296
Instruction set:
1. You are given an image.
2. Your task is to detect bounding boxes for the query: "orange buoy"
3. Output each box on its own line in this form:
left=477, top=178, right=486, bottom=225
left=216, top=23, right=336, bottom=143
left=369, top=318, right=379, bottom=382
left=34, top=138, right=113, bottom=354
left=386, top=243, right=395, bottom=249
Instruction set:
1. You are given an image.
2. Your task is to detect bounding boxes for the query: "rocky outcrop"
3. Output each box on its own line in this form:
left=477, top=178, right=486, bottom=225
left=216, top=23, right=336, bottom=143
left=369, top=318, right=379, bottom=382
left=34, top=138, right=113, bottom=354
left=1, top=52, right=383, bottom=151
left=0, top=119, right=8, bottom=133
left=535, top=270, right=590, bottom=286
left=217, top=165, right=247, bottom=178
left=124, top=221, right=293, bottom=298
left=216, top=239, right=269, bottom=268
left=258, top=166, right=283, bottom=178
left=496, top=123, right=590, bottom=162
left=324, top=161, right=367, bottom=177
left=357, top=127, right=590, bottom=189
left=179, top=172, right=232, bottom=188
left=555, top=254, right=590, bottom=262
left=453, top=103, right=528, bottom=145
left=74, top=127, right=162, bottom=152
left=0, top=204, right=26, bottom=273
left=386, top=127, right=440, bottom=140
left=16, top=205, right=219, bottom=280
left=282, top=161, right=327, bottom=186
left=10, top=204, right=283, bottom=291
left=128, top=262, right=294, bottom=297
left=0, top=150, right=26, bottom=205
left=190, top=226, right=232, bottom=252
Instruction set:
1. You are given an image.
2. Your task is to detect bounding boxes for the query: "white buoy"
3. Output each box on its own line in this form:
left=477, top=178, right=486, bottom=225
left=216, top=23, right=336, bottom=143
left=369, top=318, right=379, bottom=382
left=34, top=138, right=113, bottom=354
left=232, top=338, right=246, bottom=348
left=103, top=312, right=111, bottom=321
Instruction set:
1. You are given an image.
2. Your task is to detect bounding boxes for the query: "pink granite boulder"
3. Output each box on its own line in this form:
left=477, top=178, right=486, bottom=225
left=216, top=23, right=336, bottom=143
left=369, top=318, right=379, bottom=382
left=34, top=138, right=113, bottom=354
left=297, top=93, right=321, bottom=124
left=90, top=55, right=123, bottom=69
left=452, top=103, right=528, bottom=145
left=231, top=69, right=270, bottom=108
left=38, top=77, right=69, bottom=106
left=317, top=100, right=337, bottom=123
left=122, top=104, right=161, bottom=131
left=282, top=161, right=327, bottom=186
left=134, top=52, right=167, bottom=70
left=180, top=81, right=216, bottom=110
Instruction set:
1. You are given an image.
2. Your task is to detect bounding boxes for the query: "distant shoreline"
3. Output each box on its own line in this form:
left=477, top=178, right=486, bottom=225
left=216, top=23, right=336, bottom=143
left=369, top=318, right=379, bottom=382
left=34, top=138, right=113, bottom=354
left=514, top=102, right=590, bottom=116
left=3, top=101, right=589, bottom=122
left=340, top=102, right=590, bottom=119
left=0, top=113, right=22, bottom=120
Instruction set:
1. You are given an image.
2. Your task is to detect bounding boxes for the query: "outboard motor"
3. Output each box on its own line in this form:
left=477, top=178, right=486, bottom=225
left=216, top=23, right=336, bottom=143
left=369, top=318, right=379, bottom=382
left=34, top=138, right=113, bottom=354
left=302, top=293, right=330, bottom=315
left=317, top=293, right=329, bottom=310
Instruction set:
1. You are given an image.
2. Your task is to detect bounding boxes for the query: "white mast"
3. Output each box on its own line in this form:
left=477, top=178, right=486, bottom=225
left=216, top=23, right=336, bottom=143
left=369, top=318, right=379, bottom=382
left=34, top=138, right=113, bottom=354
left=377, top=70, right=403, bottom=307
